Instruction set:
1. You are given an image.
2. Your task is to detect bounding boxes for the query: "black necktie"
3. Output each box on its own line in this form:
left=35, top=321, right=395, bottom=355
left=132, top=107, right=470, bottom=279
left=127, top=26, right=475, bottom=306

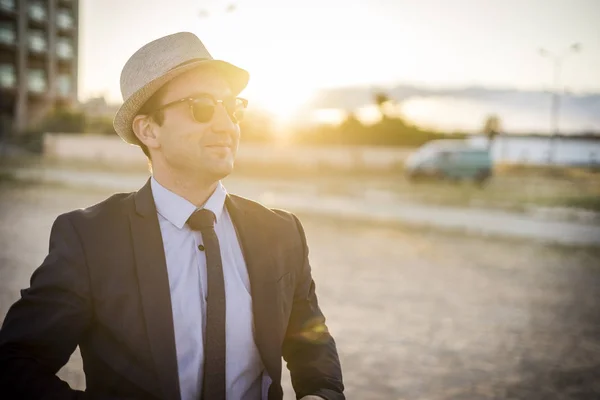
left=187, top=209, right=226, bottom=400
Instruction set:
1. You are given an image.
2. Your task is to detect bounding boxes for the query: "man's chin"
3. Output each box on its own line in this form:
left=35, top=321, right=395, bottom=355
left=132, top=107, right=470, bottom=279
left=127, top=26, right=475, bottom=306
left=205, top=163, right=234, bottom=181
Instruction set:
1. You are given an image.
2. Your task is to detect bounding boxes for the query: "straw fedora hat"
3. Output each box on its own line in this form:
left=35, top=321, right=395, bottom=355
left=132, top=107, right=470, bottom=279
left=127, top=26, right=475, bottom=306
left=113, top=32, right=249, bottom=145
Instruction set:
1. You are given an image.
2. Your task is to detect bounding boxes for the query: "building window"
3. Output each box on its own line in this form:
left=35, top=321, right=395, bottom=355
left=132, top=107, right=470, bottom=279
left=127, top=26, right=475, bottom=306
left=28, top=2, right=47, bottom=22
left=57, top=74, right=71, bottom=96
left=28, top=30, right=47, bottom=53
left=0, top=0, right=16, bottom=12
left=56, top=9, right=74, bottom=30
left=57, top=37, right=73, bottom=59
left=0, top=64, right=16, bottom=88
left=28, top=69, right=47, bottom=93
left=0, top=21, right=16, bottom=45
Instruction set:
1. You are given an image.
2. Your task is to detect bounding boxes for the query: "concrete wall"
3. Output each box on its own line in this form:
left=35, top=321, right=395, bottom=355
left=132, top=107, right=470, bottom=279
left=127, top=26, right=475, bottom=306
left=469, top=135, right=600, bottom=166
left=42, top=133, right=413, bottom=171
left=44, top=133, right=146, bottom=166
left=44, top=133, right=600, bottom=170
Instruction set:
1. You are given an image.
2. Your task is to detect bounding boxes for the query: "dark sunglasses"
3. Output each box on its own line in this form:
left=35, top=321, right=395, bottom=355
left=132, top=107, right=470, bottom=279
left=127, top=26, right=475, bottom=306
left=152, top=94, right=248, bottom=123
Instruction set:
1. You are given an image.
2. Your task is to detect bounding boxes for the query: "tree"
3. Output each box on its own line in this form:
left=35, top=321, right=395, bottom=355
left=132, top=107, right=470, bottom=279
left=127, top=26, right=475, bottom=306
left=85, top=116, right=116, bottom=134
left=482, top=114, right=502, bottom=144
left=39, top=108, right=86, bottom=133
left=339, top=111, right=365, bottom=145
left=374, top=91, right=391, bottom=120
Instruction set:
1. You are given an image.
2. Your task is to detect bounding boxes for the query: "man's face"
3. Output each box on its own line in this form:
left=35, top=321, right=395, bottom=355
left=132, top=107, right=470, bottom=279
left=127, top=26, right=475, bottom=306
left=152, top=67, right=241, bottom=181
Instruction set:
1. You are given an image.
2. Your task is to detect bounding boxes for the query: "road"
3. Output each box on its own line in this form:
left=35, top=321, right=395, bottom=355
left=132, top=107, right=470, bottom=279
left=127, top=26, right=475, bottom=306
left=6, top=166, right=600, bottom=247
left=1, top=182, right=600, bottom=399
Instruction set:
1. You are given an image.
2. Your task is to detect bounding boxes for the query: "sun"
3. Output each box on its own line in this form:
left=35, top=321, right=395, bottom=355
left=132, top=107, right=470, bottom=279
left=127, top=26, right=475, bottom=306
left=242, top=70, right=317, bottom=127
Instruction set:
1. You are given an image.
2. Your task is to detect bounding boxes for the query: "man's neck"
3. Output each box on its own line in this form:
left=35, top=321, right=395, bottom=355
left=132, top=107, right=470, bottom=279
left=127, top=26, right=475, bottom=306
left=152, top=168, right=219, bottom=208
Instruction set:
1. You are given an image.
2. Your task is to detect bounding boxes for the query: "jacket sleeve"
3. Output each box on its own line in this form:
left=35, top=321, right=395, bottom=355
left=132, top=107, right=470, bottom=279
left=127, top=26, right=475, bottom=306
left=0, top=213, right=93, bottom=399
left=282, top=215, right=345, bottom=400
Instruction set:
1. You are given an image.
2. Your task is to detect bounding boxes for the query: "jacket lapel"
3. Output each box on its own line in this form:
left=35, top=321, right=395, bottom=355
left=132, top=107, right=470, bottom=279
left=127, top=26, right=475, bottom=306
left=130, top=178, right=181, bottom=400
left=226, top=195, right=283, bottom=385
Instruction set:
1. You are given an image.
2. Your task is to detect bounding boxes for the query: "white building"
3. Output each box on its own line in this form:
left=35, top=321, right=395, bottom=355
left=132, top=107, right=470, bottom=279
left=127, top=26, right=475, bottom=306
left=468, top=135, right=600, bottom=166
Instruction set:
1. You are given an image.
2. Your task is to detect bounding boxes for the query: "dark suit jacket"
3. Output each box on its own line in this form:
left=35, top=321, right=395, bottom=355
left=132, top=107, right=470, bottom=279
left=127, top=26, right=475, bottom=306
left=0, top=179, right=344, bottom=399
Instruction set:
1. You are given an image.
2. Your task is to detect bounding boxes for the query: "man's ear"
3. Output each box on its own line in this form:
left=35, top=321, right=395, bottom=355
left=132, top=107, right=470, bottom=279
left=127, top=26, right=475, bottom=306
left=132, top=115, right=160, bottom=150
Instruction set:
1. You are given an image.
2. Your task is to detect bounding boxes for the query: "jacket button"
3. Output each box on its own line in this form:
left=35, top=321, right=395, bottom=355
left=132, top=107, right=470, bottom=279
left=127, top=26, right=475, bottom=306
left=198, top=244, right=205, bottom=251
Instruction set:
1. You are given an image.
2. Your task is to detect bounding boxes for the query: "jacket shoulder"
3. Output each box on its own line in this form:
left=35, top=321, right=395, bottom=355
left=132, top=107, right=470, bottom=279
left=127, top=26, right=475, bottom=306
left=227, top=194, right=307, bottom=246
left=228, top=193, right=299, bottom=227
left=58, top=191, right=136, bottom=226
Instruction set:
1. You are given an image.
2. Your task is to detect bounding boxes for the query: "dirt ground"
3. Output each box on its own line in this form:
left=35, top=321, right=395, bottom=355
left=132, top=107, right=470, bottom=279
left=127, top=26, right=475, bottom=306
left=1, top=181, right=599, bottom=399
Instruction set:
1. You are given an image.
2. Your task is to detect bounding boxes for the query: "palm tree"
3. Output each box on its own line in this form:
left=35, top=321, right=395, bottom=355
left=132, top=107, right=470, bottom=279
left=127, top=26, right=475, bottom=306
left=374, top=92, right=391, bottom=120
left=483, top=114, right=502, bottom=147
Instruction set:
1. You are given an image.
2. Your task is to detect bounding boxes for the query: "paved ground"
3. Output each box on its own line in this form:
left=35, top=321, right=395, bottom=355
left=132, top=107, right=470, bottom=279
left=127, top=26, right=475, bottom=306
left=1, top=182, right=600, bottom=399
left=7, top=167, right=600, bottom=247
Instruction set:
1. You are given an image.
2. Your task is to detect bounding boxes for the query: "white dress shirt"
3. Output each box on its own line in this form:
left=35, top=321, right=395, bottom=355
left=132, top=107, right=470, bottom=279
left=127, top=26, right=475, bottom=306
left=151, top=177, right=268, bottom=400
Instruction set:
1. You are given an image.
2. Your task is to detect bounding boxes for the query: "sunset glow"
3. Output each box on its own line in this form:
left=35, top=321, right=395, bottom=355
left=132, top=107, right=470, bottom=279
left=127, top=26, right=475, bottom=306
left=79, top=0, right=600, bottom=132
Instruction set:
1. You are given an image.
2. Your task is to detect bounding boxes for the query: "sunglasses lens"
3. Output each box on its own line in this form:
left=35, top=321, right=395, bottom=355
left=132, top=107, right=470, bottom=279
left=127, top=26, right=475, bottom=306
left=225, top=98, right=246, bottom=122
left=190, top=97, right=247, bottom=123
left=191, top=101, right=216, bottom=123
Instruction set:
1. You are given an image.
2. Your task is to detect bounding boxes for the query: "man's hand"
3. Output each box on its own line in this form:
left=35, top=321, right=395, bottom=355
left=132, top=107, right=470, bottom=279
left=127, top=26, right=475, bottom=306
left=300, top=396, right=325, bottom=400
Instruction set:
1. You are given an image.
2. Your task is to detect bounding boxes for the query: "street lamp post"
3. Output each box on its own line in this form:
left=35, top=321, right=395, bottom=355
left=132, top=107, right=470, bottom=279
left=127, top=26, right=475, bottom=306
left=538, top=43, right=581, bottom=165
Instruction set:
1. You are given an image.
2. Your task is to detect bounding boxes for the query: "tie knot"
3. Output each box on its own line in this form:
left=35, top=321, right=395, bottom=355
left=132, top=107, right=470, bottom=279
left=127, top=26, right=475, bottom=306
left=187, top=209, right=216, bottom=231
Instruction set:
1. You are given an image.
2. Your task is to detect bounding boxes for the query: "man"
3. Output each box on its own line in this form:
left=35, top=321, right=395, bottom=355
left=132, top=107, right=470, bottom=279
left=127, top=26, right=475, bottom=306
left=0, top=32, right=344, bottom=400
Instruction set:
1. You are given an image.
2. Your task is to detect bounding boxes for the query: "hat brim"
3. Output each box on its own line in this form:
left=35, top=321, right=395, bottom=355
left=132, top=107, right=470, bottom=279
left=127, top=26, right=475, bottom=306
left=113, top=59, right=249, bottom=145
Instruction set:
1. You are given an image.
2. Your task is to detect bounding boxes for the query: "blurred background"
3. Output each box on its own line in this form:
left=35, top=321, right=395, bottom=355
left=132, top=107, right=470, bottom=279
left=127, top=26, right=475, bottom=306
left=1, top=0, right=600, bottom=398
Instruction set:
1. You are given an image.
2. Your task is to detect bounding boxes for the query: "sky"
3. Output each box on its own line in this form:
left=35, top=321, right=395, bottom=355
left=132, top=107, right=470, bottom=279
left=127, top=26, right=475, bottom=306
left=79, top=0, right=600, bottom=122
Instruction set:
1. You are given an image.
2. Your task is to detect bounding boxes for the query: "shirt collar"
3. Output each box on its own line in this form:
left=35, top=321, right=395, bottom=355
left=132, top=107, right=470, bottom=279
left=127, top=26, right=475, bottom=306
left=150, top=177, right=227, bottom=230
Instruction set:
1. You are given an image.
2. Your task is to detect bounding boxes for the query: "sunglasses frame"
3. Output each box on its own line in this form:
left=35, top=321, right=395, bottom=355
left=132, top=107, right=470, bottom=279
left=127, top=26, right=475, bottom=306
left=151, top=94, right=248, bottom=123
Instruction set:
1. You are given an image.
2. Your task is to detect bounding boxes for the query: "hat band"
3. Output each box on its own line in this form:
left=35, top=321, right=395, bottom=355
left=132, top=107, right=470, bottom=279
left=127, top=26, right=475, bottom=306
left=169, top=57, right=210, bottom=71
